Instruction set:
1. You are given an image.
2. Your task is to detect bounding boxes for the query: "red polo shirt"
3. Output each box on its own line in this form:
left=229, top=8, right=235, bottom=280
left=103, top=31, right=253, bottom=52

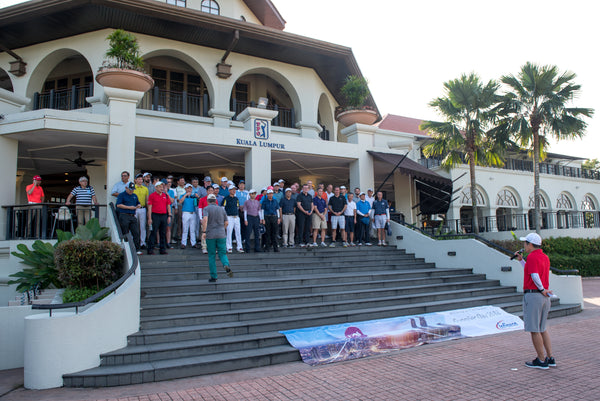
left=198, top=195, right=219, bottom=209
left=523, top=249, right=550, bottom=290
left=26, top=184, right=44, bottom=203
left=148, top=191, right=171, bottom=214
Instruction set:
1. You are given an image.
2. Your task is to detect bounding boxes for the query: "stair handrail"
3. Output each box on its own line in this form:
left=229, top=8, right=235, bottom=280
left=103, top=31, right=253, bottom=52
left=32, top=202, right=139, bottom=316
left=393, top=219, right=579, bottom=275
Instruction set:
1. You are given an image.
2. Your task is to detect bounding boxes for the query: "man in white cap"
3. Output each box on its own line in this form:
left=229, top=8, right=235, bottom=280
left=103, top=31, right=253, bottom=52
left=243, top=189, right=262, bottom=252
left=142, top=172, right=155, bottom=194
left=280, top=188, right=296, bottom=247
left=260, top=189, right=281, bottom=252
left=202, top=194, right=233, bottom=282
left=514, top=233, right=555, bottom=369
left=222, top=185, right=243, bottom=253
left=178, top=183, right=199, bottom=249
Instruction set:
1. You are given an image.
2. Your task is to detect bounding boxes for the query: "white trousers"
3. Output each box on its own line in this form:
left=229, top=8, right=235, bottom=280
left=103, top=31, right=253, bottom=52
left=136, top=207, right=147, bottom=246
left=181, top=211, right=197, bottom=246
left=226, top=216, right=243, bottom=251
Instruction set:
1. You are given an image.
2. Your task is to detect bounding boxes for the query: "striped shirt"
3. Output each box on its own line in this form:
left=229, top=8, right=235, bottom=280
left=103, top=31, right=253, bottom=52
left=70, top=186, right=96, bottom=205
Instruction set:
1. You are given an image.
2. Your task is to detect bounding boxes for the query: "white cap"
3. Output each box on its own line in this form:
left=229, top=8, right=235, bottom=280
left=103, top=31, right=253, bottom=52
left=367, top=188, right=373, bottom=192
left=212, top=183, right=219, bottom=188
left=520, top=233, right=542, bottom=246
left=207, top=194, right=217, bottom=200
left=221, top=177, right=228, bottom=182
left=285, top=188, right=292, bottom=192
left=249, top=189, right=257, bottom=194
left=340, top=186, right=346, bottom=189
left=266, top=189, right=274, bottom=194
left=184, top=183, right=192, bottom=189
left=143, top=172, right=151, bottom=177
left=229, top=185, right=237, bottom=190
left=273, top=182, right=280, bottom=186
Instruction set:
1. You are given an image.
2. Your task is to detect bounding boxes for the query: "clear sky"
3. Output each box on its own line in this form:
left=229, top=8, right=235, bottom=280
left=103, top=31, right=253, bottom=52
left=1, top=0, right=597, bottom=160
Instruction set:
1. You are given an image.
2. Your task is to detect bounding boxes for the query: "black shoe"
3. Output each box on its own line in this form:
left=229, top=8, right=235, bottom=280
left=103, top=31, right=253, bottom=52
left=140, top=245, right=146, bottom=250
left=273, top=247, right=279, bottom=252
left=525, top=358, right=548, bottom=369
left=166, top=244, right=171, bottom=249
left=147, top=250, right=154, bottom=255
left=160, top=250, right=168, bottom=255
left=254, top=249, right=262, bottom=253
left=545, top=357, right=556, bottom=367
left=208, top=278, right=217, bottom=283
left=224, top=266, right=234, bottom=278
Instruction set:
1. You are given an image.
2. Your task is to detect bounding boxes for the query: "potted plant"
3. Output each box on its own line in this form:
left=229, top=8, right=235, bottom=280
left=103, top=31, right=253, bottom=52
left=95, top=29, right=154, bottom=92
left=335, top=75, right=377, bottom=126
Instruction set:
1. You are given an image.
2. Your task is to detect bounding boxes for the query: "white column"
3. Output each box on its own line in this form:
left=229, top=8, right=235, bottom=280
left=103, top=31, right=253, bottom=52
left=342, top=124, right=376, bottom=193
left=0, top=136, right=18, bottom=240
left=245, top=147, right=271, bottom=190
left=393, top=171, right=414, bottom=224
left=102, top=87, right=145, bottom=203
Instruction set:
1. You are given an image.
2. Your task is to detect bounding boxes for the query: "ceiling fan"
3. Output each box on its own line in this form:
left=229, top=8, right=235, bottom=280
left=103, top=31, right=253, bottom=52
left=64, top=151, right=101, bottom=167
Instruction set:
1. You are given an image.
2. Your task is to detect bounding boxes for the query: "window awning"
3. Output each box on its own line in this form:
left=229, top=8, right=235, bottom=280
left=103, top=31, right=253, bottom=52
left=368, top=151, right=452, bottom=214
left=368, top=151, right=450, bottom=186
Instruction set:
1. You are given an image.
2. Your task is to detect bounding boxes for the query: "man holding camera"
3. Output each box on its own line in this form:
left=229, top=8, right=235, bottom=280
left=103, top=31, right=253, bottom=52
left=514, top=233, right=555, bottom=369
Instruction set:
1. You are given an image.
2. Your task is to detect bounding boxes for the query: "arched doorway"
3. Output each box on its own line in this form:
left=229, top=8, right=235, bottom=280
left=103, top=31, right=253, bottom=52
left=496, top=188, right=519, bottom=231
left=527, top=192, right=549, bottom=229
left=32, top=53, right=94, bottom=110
left=230, top=69, right=299, bottom=128
left=459, top=186, right=486, bottom=233
left=555, top=192, right=575, bottom=229
left=141, top=55, right=211, bottom=117
left=581, top=194, right=598, bottom=228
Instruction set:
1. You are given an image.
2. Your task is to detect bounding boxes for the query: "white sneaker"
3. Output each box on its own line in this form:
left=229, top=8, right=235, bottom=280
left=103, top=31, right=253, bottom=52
left=343, top=242, right=348, bottom=248
left=202, top=249, right=208, bottom=254
left=350, top=242, right=356, bottom=247
left=300, top=243, right=306, bottom=248
left=365, top=242, right=373, bottom=246
left=237, top=249, right=244, bottom=253
left=321, top=242, right=327, bottom=247
left=227, top=249, right=233, bottom=253
left=329, top=243, right=336, bottom=248
left=381, top=241, right=387, bottom=246
left=311, top=242, right=318, bottom=247
left=136, top=251, right=143, bottom=255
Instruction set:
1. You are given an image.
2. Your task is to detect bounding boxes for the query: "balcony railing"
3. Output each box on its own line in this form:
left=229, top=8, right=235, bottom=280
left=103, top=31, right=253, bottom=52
left=139, top=87, right=209, bottom=117
left=427, top=211, right=600, bottom=235
left=419, top=157, right=600, bottom=181
left=2, top=204, right=107, bottom=240
left=32, top=84, right=93, bottom=111
left=231, top=99, right=296, bottom=129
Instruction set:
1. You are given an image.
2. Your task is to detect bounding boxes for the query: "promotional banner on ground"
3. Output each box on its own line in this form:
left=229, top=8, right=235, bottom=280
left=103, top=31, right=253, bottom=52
left=280, top=306, right=523, bottom=366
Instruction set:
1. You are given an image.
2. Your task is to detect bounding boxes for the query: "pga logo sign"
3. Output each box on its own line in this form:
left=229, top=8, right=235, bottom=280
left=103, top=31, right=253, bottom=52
left=254, top=119, right=269, bottom=140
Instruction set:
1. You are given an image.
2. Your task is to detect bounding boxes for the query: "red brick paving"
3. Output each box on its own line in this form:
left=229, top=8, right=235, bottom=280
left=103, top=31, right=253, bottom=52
left=2, top=278, right=600, bottom=401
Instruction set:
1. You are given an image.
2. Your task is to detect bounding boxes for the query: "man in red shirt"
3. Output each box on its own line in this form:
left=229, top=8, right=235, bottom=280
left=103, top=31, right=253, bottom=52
left=26, top=175, right=44, bottom=237
left=515, top=233, right=555, bottom=369
left=147, top=181, right=171, bottom=255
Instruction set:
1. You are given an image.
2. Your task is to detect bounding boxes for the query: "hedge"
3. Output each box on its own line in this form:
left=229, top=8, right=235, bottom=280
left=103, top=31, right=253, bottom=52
left=54, top=240, right=123, bottom=290
left=548, top=254, right=600, bottom=277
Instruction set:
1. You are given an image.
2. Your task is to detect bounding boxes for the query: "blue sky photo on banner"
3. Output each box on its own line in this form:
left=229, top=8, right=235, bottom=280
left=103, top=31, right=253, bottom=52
left=281, top=306, right=524, bottom=366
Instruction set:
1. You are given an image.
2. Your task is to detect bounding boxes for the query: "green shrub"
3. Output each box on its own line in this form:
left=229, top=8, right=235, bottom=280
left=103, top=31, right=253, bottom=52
left=62, top=287, right=98, bottom=303
left=55, top=240, right=123, bottom=290
left=548, top=254, right=600, bottom=277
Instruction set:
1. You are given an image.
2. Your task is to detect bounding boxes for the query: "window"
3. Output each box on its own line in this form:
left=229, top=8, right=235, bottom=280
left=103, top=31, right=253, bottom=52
left=581, top=195, right=596, bottom=211
left=459, top=186, right=485, bottom=206
left=496, top=189, right=517, bottom=207
left=528, top=193, right=548, bottom=208
left=201, top=0, right=220, bottom=15
left=556, top=193, right=573, bottom=210
left=166, top=0, right=186, bottom=7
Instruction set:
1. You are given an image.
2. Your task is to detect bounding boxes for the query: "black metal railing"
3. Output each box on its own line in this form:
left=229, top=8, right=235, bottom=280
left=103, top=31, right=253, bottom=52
left=31, top=203, right=139, bottom=316
left=139, top=87, right=209, bottom=117
left=33, top=84, right=93, bottom=111
left=419, top=156, right=600, bottom=181
left=2, top=204, right=107, bottom=240
left=231, top=99, right=296, bottom=129
left=437, top=211, right=600, bottom=235
left=392, top=219, right=579, bottom=275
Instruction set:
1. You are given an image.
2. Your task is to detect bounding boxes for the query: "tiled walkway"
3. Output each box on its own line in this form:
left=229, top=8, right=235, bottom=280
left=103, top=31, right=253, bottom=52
left=2, top=279, right=599, bottom=401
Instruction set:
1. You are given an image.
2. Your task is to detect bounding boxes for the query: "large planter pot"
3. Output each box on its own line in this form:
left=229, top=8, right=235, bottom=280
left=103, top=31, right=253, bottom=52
left=96, top=68, right=154, bottom=92
left=335, top=108, right=378, bottom=126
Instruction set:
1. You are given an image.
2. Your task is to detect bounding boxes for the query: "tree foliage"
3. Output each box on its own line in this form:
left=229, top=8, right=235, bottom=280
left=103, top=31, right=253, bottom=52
left=104, top=29, right=145, bottom=70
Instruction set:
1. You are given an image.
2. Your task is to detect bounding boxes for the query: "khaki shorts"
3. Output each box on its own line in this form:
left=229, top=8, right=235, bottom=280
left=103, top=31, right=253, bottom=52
left=312, top=213, right=327, bottom=230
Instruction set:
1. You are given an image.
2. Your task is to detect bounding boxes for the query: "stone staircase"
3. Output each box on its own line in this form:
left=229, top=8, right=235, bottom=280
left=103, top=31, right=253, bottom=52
left=63, top=246, right=580, bottom=387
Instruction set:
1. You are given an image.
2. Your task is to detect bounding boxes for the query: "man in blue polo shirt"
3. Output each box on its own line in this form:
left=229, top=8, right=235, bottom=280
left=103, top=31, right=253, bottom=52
left=178, top=183, right=199, bottom=249
left=116, top=182, right=142, bottom=255
left=260, top=189, right=280, bottom=252
left=372, top=191, right=390, bottom=246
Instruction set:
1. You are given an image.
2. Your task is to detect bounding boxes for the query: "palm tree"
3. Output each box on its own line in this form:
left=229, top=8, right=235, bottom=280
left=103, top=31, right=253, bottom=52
left=420, top=73, right=505, bottom=235
left=498, top=62, right=594, bottom=233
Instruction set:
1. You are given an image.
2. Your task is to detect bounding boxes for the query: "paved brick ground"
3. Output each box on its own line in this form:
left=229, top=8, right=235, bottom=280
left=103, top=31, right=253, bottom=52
left=2, top=278, right=599, bottom=401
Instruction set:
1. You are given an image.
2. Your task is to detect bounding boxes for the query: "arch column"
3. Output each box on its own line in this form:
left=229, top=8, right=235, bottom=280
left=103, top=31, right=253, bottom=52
left=342, top=124, right=376, bottom=193
left=102, top=87, right=145, bottom=202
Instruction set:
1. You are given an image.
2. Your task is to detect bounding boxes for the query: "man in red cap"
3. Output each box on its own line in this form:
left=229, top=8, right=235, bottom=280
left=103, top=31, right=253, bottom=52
left=26, top=175, right=44, bottom=204
left=26, top=175, right=45, bottom=237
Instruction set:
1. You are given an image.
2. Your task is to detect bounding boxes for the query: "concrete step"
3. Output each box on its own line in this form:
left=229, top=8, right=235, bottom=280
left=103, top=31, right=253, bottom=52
left=140, top=273, right=490, bottom=306
left=140, top=279, right=502, bottom=316
left=140, top=287, right=519, bottom=329
left=63, top=345, right=300, bottom=387
left=129, top=293, right=527, bottom=346
left=140, top=261, right=436, bottom=282
left=140, top=268, right=476, bottom=295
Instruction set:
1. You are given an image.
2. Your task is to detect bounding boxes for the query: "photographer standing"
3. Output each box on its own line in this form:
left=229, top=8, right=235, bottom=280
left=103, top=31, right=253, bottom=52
left=514, top=233, right=555, bottom=369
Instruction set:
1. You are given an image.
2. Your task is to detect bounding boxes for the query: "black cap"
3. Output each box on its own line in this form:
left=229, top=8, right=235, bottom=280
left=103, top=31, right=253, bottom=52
left=127, top=182, right=136, bottom=190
